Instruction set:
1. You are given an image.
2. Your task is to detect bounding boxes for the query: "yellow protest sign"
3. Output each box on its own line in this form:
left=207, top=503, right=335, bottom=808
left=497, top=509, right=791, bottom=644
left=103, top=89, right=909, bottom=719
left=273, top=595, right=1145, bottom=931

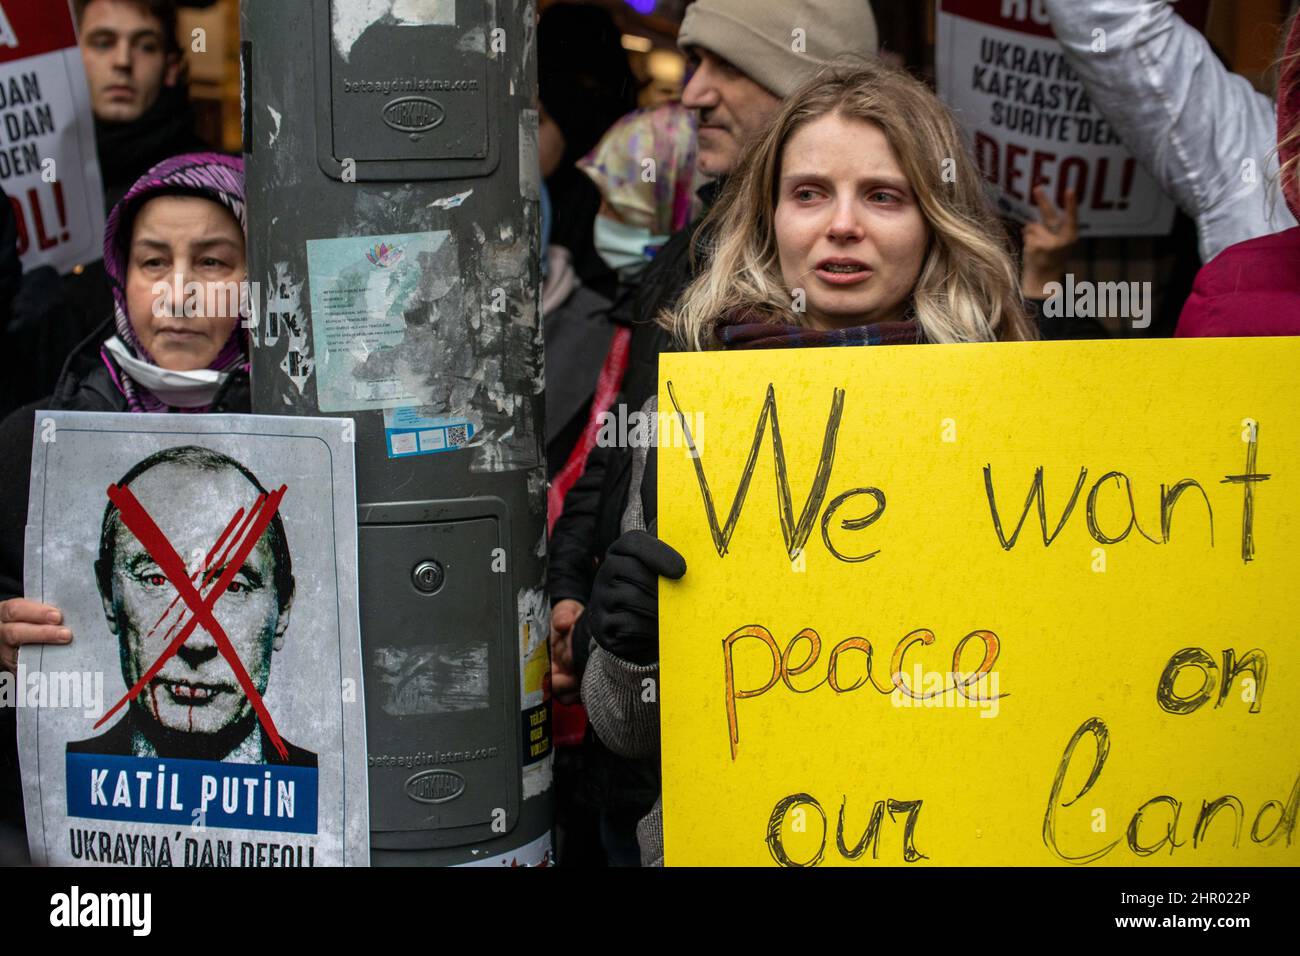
left=657, top=339, right=1299, bottom=867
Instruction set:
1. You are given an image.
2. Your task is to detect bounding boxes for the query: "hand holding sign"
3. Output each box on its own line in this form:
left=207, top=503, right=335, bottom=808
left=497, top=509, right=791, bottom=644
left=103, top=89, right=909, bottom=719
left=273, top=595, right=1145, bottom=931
left=0, top=598, right=72, bottom=672
left=549, top=598, right=583, bottom=705
left=588, top=527, right=686, bottom=667
left=935, top=0, right=1209, bottom=237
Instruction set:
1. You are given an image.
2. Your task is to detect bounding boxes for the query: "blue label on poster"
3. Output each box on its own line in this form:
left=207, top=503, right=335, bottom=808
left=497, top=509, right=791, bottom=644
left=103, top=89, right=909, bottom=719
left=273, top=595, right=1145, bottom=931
left=66, top=753, right=319, bottom=834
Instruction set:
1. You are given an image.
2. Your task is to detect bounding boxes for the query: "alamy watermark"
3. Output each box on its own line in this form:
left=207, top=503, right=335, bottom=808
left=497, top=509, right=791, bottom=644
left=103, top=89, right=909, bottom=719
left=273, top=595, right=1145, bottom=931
left=890, top=664, right=1003, bottom=718
left=0, top=665, right=104, bottom=719
left=50, top=886, right=151, bottom=936
left=150, top=277, right=257, bottom=322
left=595, top=403, right=706, bottom=456
left=1043, top=274, right=1152, bottom=330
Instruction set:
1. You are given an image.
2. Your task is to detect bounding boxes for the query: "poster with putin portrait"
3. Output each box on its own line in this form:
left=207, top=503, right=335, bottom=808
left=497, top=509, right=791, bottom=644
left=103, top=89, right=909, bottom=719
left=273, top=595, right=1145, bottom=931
left=18, top=412, right=369, bottom=867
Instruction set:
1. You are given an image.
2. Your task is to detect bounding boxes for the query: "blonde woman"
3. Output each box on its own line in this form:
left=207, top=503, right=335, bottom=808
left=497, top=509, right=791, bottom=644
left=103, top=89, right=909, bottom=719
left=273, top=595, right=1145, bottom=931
left=572, top=60, right=1043, bottom=867
left=668, top=58, right=1037, bottom=349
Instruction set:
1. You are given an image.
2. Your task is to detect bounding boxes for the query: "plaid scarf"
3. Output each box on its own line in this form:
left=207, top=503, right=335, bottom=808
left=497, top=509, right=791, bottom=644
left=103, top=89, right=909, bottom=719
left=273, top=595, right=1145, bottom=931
left=713, top=310, right=921, bottom=350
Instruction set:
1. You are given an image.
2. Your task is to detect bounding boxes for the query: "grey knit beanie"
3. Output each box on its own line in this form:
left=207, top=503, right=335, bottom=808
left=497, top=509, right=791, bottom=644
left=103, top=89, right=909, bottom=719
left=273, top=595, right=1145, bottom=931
left=677, top=0, right=879, bottom=98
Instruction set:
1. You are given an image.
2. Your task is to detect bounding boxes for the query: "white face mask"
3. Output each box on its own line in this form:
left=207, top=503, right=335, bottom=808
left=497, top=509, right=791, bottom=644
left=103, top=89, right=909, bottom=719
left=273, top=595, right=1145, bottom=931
left=594, top=216, right=670, bottom=278
left=103, top=336, right=230, bottom=408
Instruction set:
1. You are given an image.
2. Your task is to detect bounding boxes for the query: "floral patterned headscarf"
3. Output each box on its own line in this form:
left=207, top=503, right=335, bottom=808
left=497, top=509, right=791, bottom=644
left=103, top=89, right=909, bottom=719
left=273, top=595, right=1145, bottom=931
left=577, top=103, right=707, bottom=237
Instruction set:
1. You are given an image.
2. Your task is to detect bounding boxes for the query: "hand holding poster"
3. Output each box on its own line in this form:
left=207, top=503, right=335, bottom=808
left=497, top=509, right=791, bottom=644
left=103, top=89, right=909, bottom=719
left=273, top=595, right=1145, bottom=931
left=0, top=0, right=104, bottom=273
left=936, top=0, right=1207, bottom=236
left=658, top=340, right=1299, bottom=866
left=18, top=413, right=368, bottom=867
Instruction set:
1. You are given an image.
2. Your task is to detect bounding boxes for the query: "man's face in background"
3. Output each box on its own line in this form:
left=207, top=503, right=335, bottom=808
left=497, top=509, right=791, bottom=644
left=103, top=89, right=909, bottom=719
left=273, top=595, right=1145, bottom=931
left=681, top=47, right=782, bottom=177
left=79, top=0, right=181, bottom=123
left=100, top=461, right=291, bottom=738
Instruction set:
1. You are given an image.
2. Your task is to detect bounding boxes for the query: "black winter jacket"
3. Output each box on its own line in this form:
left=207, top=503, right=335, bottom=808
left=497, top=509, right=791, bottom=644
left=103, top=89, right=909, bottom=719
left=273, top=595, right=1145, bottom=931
left=547, top=180, right=721, bottom=611
left=545, top=182, right=721, bottom=824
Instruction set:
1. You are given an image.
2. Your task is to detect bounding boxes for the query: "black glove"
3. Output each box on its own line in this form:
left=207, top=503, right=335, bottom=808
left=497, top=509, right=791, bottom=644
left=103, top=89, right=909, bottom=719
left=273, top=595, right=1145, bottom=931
left=585, top=527, right=686, bottom=666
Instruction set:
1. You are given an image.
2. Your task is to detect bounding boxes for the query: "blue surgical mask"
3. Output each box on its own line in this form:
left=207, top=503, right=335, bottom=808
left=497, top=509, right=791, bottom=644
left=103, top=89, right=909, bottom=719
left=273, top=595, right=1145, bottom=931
left=594, top=216, right=669, bottom=278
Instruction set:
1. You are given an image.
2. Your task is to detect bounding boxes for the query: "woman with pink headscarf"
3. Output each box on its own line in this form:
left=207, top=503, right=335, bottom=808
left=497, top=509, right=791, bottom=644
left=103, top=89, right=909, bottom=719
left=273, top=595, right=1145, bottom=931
left=0, top=154, right=251, bottom=858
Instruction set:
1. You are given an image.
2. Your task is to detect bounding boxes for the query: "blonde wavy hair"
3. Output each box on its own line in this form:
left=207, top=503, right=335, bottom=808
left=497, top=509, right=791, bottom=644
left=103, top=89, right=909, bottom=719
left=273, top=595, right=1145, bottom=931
left=664, top=59, right=1037, bottom=349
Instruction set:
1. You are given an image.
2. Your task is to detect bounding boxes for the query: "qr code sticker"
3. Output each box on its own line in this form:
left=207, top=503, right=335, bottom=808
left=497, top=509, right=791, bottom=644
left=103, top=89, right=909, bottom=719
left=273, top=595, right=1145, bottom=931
left=447, top=424, right=469, bottom=447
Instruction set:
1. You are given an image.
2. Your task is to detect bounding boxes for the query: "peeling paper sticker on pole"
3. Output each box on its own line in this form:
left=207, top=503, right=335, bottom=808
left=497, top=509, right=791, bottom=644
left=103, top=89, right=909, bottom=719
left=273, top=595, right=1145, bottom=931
left=519, top=109, right=540, bottom=200
left=428, top=188, right=473, bottom=211
left=390, top=0, right=456, bottom=26
left=261, top=263, right=313, bottom=398
left=332, top=0, right=456, bottom=62
left=517, top=586, right=551, bottom=772
left=266, top=105, right=282, bottom=148
left=522, top=751, right=553, bottom=801
left=462, top=225, right=545, bottom=475
left=456, top=25, right=487, bottom=53
left=306, top=230, right=460, bottom=413
left=459, top=830, right=552, bottom=867
left=517, top=586, right=549, bottom=710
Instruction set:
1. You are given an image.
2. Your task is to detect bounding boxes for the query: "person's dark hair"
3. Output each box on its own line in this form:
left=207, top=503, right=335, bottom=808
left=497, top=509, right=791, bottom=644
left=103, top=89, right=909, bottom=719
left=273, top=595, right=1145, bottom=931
left=75, top=0, right=183, bottom=57
left=538, top=2, right=637, bottom=167
left=95, top=445, right=294, bottom=612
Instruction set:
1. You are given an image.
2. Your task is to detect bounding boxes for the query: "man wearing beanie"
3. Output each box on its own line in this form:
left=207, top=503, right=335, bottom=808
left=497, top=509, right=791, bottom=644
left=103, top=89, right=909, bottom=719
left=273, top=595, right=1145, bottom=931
left=678, top=0, right=879, bottom=175
left=547, top=0, right=879, bottom=866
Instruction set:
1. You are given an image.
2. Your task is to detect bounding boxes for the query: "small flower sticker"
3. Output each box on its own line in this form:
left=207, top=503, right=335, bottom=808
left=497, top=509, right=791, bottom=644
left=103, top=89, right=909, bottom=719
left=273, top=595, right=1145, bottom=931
left=366, top=242, right=404, bottom=267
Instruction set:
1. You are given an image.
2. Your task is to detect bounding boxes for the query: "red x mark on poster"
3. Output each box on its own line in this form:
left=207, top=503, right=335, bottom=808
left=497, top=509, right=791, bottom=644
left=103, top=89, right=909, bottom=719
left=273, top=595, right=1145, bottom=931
left=93, top=482, right=291, bottom=760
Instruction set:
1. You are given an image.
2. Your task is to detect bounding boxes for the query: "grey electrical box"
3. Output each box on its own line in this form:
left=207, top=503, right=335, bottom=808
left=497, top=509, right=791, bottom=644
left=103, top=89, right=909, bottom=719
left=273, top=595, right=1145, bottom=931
left=314, top=0, right=499, bottom=180
left=360, top=497, right=517, bottom=848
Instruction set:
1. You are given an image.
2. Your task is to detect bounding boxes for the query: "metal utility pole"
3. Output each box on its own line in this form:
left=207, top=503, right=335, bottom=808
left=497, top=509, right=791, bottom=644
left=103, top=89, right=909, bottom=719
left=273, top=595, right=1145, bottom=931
left=243, top=0, right=551, bottom=866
